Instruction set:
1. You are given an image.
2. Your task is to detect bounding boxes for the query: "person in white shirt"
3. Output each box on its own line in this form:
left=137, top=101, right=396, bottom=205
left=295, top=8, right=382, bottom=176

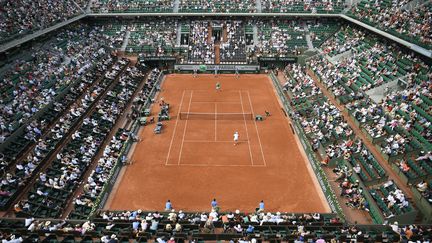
left=233, top=131, right=239, bottom=146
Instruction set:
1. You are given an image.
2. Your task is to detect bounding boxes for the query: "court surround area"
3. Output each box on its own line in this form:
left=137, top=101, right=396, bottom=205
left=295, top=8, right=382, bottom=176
left=107, top=74, right=331, bottom=213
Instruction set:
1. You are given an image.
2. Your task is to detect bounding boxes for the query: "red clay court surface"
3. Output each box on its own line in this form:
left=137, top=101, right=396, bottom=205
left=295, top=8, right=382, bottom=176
left=107, top=74, right=331, bottom=213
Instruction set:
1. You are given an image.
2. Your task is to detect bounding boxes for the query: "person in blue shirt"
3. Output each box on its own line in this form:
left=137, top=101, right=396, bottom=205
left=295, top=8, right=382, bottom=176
left=246, top=225, right=255, bottom=234
left=132, top=221, right=140, bottom=231
left=257, top=200, right=265, bottom=213
left=165, top=200, right=172, bottom=211
left=211, top=198, right=218, bottom=208
left=129, top=210, right=138, bottom=220
left=150, top=220, right=159, bottom=232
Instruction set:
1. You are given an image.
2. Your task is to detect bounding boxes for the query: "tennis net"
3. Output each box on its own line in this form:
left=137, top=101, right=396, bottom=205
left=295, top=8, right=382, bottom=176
left=179, top=112, right=254, bottom=120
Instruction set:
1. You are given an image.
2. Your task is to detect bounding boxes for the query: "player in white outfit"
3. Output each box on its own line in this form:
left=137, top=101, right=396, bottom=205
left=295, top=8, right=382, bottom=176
left=233, top=131, right=239, bottom=146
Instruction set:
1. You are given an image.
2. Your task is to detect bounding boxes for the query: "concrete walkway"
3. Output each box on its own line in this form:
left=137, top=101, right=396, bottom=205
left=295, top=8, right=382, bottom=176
left=253, top=24, right=258, bottom=46
left=120, top=31, right=131, bottom=52
left=173, top=0, right=180, bottom=12
left=256, top=0, right=262, bottom=13
left=176, top=23, right=182, bottom=46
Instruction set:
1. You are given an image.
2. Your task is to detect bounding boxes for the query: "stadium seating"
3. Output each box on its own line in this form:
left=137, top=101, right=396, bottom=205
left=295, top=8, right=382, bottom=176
left=0, top=54, right=117, bottom=211
left=126, top=21, right=182, bottom=57
left=369, top=180, right=415, bottom=219
left=99, top=22, right=128, bottom=49
left=283, top=64, right=418, bottom=224
left=261, top=0, right=344, bottom=13
left=304, top=23, right=432, bottom=223
left=12, top=58, right=146, bottom=218
left=69, top=68, right=161, bottom=220
left=310, top=26, right=430, bottom=96
left=0, top=24, right=128, bottom=211
left=2, top=211, right=432, bottom=242
left=320, top=26, right=366, bottom=57
left=179, top=0, right=256, bottom=13
left=92, top=0, right=174, bottom=13
left=0, top=2, right=431, bottom=234
left=254, top=20, right=308, bottom=57
left=308, top=22, right=341, bottom=48
left=188, top=21, right=214, bottom=64
left=74, top=0, right=91, bottom=9
left=220, top=21, right=247, bottom=64
left=348, top=1, right=432, bottom=49
left=0, top=0, right=83, bottom=45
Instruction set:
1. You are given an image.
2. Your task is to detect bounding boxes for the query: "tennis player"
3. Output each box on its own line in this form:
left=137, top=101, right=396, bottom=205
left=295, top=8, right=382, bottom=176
left=216, top=82, right=221, bottom=92
left=233, top=131, right=239, bottom=146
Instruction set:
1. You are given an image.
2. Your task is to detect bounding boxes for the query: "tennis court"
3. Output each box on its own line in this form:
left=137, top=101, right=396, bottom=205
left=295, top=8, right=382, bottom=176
left=107, top=74, right=331, bottom=213
left=165, top=89, right=266, bottom=167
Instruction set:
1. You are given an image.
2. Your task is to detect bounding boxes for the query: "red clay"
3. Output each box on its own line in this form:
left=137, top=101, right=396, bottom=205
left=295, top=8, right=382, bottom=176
left=107, top=74, right=330, bottom=213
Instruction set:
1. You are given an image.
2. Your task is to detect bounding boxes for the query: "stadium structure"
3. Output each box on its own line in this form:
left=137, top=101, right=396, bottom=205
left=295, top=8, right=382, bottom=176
left=0, top=0, right=431, bottom=242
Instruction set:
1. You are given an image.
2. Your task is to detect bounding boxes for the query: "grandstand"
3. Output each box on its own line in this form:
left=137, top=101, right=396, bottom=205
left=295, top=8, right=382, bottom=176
left=0, top=0, right=431, bottom=242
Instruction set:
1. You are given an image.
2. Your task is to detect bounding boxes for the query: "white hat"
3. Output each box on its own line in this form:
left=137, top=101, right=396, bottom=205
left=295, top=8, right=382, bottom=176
left=235, top=209, right=240, bottom=214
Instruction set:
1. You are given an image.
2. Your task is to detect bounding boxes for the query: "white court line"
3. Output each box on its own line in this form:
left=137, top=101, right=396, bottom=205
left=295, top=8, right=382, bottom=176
left=191, top=101, right=241, bottom=103
left=166, top=164, right=266, bottom=167
left=184, top=140, right=249, bottom=143
left=214, top=103, right=217, bottom=141
left=239, top=90, right=254, bottom=166
left=177, top=91, right=193, bottom=165
left=246, top=90, right=267, bottom=167
left=165, top=90, right=186, bottom=166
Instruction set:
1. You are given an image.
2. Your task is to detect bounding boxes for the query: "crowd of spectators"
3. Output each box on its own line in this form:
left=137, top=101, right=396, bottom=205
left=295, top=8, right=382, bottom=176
left=0, top=0, right=83, bottom=45
left=2, top=210, right=432, bottom=242
left=253, top=20, right=307, bottom=57
left=188, top=21, right=214, bottom=64
left=309, top=26, right=429, bottom=104
left=96, top=209, right=345, bottom=242
left=308, top=21, right=341, bottom=48
left=127, top=21, right=179, bottom=56
left=286, top=65, right=353, bottom=156
left=71, top=68, right=160, bottom=218
left=332, top=165, right=369, bottom=211
left=283, top=63, right=418, bottom=222
left=321, top=26, right=367, bottom=57
left=74, top=0, right=91, bottom=9
left=0, top=24, right=121, bottom=143
left=92, top=0, right=174, bottom=13
left=415, top=177, right=431, bottom=204
left=303, top=23, right=432, bottom=223
left=370, top=180, right=412, bottom=219
left=261, top=0, right=344, bottom=13
left=12, top=58, right=135, bottom=218
left=0, top=54, right=116, bottom=209
left=0, top=25, right=125, bottom=206
left=349, top=0, right=432, bottom=49
left=344, top=71, right=430, bottom=161
left=179, top=0, right=256, bottom=13
left=220, top=21, right=247, bottom=63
